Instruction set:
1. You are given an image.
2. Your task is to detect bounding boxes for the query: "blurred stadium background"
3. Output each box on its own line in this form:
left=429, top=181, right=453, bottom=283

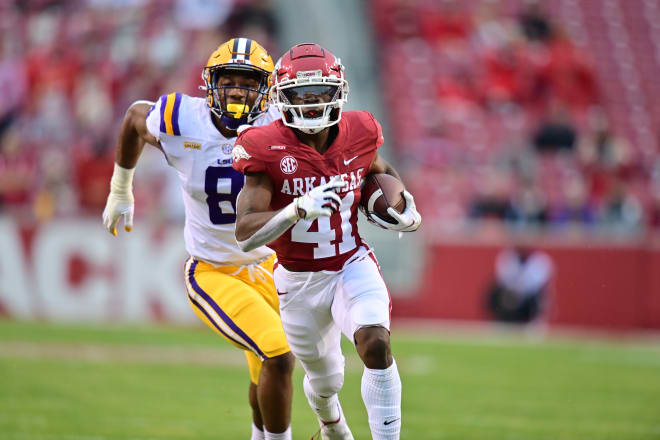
left=1, top=0, right=659, bottom=439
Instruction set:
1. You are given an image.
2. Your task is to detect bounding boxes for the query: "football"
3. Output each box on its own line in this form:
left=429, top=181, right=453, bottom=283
left=359, top=173, right=406, bottom=225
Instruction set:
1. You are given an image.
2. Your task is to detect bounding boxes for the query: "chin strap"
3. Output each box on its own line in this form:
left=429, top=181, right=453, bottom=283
left=220, top=114, right=247, bottom=130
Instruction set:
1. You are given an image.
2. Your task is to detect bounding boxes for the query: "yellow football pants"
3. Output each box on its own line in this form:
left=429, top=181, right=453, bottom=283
left=184, top=254, right=290, bottom=384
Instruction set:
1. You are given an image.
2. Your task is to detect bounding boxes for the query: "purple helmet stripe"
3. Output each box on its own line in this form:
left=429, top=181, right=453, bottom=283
left=187, top=260, right=268, bottom=359
left=158, top=95, right=167, bottom=133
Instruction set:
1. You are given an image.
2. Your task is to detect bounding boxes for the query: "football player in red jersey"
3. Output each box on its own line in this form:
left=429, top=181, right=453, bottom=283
left=233, top=43, right=421, bottom=440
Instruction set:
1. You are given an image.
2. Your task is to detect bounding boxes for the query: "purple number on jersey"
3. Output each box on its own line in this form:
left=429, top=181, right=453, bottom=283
left=204, top=166, right=244, bottom=225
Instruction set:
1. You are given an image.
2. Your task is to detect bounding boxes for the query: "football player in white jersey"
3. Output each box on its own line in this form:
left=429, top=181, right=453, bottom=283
left=102, top=38, right=295, bottom=440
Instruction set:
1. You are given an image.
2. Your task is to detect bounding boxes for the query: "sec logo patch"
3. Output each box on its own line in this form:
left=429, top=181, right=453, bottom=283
left=222, top=144, right=233, bottom=155
left=280, top=156, right=298, bottom=174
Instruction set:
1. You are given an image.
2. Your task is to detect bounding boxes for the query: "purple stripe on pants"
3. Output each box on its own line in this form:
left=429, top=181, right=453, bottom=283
left=187, top=260, right=268, bottom=359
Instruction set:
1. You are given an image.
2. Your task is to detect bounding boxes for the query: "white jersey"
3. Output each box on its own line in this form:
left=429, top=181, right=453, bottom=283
left=146, top=92, right=279, bottom=265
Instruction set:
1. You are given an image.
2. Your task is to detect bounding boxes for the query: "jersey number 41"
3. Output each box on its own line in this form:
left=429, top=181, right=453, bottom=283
left=291, top=192, right=357, bottom=259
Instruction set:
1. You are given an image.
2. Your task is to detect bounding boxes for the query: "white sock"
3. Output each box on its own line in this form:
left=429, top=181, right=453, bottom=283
left=361, top=359, right=402, bottom=440
left=251, top=422, right=265, bottom=440
left=303, top=375, right=341, bottom=423
left=263, top=425, right=291, bottom=440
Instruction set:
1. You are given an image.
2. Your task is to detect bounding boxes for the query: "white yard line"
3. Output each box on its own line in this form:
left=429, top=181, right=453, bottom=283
left=0, top=341, right=435, bottom=375
left=0, top=341, right=246, bottom=367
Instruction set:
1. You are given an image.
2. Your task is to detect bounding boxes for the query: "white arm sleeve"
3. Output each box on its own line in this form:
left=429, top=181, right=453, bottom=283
left=235, top=177, right=344, bottom=251
left=236, top=202, right=299, bottom=252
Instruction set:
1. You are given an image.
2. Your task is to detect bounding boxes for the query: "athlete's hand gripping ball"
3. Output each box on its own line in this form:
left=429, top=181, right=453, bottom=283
left=371, top=190, right=421, bottom=232
left=294, top=177, right=344, bottom=220
left=102, top=164, right=135, bottom=236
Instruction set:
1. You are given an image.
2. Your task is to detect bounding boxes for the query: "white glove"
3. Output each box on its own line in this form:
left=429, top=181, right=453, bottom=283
left=102, top=164, right=135, bottom=236
left=371, top=190, right=421, bottom=232
left=294, top=177, right=344, bottom=220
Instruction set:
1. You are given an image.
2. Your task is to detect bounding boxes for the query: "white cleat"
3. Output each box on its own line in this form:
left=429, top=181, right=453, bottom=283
left=313, top=405, right=354, bottom=440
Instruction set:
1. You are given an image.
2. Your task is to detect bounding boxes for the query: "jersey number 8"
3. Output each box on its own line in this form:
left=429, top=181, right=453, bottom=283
left=204, top=166, right=244, bottom=225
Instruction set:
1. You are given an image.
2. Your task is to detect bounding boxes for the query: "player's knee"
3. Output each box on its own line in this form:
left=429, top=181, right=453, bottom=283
left=248, top=383, right=259, bottom=410
left=309, top=372, right=344, bottom=397
left=355, top=326, right=392, bottom=368
left=262, top=352, right=295, bottom=378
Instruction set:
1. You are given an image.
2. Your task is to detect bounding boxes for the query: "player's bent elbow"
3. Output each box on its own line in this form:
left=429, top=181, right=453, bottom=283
left=235, top=237, right=256, bottom=252
left=234, top=224, right=255, bottom=252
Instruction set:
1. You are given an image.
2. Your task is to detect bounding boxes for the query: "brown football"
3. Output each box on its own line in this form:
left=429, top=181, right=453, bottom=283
left=359, top=173, right=406, bottom=225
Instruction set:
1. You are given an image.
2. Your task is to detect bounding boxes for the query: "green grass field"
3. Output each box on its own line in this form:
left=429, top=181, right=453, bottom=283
left=1, top=320, right=659, bottom=440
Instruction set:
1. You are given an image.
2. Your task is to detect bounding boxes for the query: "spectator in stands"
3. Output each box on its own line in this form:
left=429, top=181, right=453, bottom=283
left=420, top=0, right=472, bottom=45
left=473, top=1, right=517, bottom=51
left=550, top=176, right=597, bottom=227
left=370, top=0, right=421, bottom=42
left=578, top=108, right=633, bottom=173
left=33, top=148, right=74, bottom=223
left=0, top=126, right=37, bottom=216
left=73, top=139, right=114, bottom=215
left=533, top=103, right=577, bottom=153
left=0, top=25, right=27, bottom=133
left=518, top=1, right=553, bottom=43
left=225, top=0, right=279, bottom=54
left=469, top=169, right=517, bottom=222
left=481, top=44, right=526, bottom=111
left=486, top=243, right=554, bottom=324
left=0, top=0, right=279, bottom=225
left=509, top=179, right=549, bottom=227
left=648, top=187, right=660, bottom=231
left=600, top=178, right=643, bottom=232
left=529, top=30, right=598, bottom=112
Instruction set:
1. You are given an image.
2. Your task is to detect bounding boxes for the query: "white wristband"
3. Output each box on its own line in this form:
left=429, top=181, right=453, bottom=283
left=110, top=163, right=135, bottom=194
left=284, top=200, right=300, bottom=222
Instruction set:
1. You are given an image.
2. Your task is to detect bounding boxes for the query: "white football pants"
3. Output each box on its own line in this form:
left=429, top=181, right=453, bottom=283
left=273, top=247, right=391, bottom=396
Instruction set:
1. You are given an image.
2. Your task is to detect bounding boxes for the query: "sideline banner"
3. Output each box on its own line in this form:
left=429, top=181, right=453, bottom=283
left=2, top=216, right=659, bottom=330
left=0, top=216, right=423, bottom=324
left=0, top=217, right=193, bottom=323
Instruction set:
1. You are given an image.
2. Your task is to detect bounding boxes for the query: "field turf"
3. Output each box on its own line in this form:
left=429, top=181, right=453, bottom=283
left=0, top=320, right=658, bottom=439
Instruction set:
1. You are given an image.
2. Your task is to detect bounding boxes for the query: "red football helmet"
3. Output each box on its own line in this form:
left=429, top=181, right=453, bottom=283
left=271, top=43, right=349, bottom=134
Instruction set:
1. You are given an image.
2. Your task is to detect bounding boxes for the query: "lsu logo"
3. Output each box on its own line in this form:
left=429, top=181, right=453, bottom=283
left=184, top=141, right=201, bottom=150
left=232, top=145, right=252, bottom=162
left=280, top=156, right=298, bottom=174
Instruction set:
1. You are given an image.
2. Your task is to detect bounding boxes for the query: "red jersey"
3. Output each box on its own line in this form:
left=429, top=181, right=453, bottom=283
left=233, top=111, right=385, bottom=271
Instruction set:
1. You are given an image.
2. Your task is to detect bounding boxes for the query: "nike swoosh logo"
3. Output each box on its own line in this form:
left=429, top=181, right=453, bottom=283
left=384, top=418, right=400, bottom=425
left=343, top=155, right=359, bottom=166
